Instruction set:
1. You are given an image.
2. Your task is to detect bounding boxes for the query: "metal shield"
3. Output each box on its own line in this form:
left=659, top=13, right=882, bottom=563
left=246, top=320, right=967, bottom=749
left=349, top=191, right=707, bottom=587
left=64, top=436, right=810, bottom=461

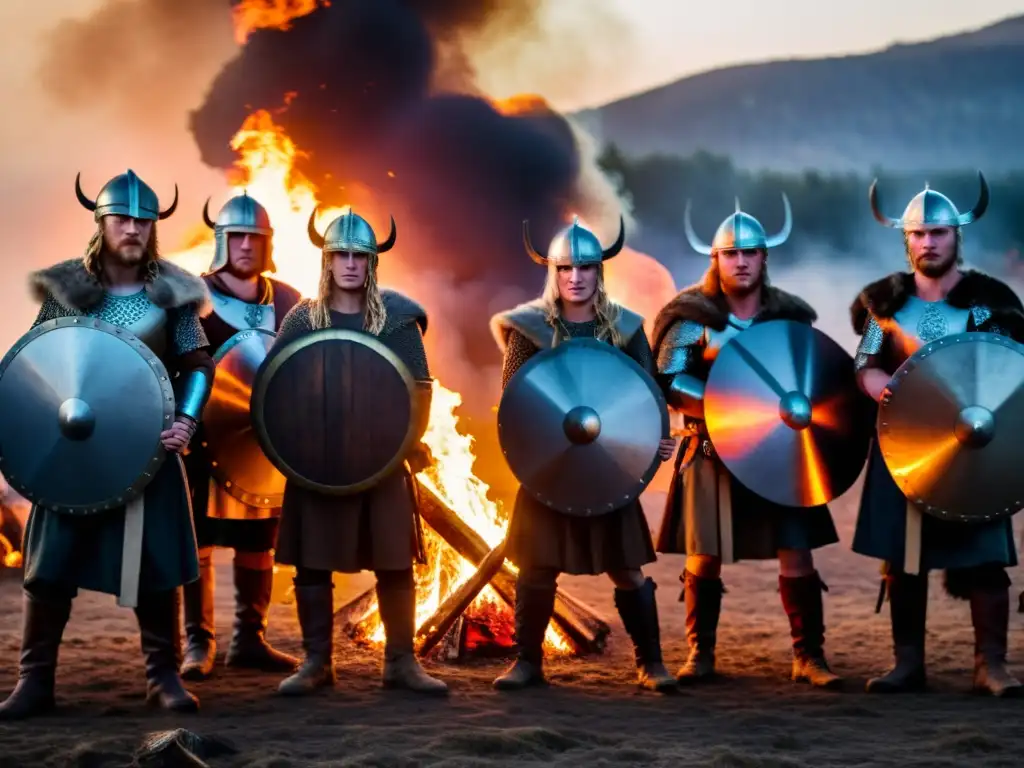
left=878, top=332, right=1024, bottom=523
left=497, top=338, right=668, bottom=516
left=0, top=317, right=176, bottom=514
left=250, top=329, right=421, bottom=495
left=202, top=328, right=285, bottom=509
left=704, top=320, right=872, bottom=508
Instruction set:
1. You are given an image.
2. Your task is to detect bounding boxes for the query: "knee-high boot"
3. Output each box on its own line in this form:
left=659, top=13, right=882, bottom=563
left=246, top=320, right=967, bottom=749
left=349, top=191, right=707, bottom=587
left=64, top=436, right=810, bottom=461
left=0, top=590, right=72, bottom=720
left=866, top=572, right=927, bottom=693
left=614, top=578, right=677, bottom=692
left=779, top=572, right=841, bottom=688
left=181, top=551, right=215, bottom=680
left=136, top=589, right=199, bottom=712
left=493, top=579, right=556, bottom=690
left=226, top=564, right=299, bottom=671
left=277, top=583, right=335, bottom=696
left=970, top=586, right=1023, bottom=697
left=676, top=570, right=722, bottom=684
left=376, top=572, right=448, bottom=695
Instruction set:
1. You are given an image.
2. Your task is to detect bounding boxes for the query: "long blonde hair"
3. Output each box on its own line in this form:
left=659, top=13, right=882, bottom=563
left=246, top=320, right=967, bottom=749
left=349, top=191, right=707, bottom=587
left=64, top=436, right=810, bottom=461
left=83, top=224, right=161, bottom=282
left=309, top=250, right=387, bottom=334
left=541, top=263, right=623, bottom=347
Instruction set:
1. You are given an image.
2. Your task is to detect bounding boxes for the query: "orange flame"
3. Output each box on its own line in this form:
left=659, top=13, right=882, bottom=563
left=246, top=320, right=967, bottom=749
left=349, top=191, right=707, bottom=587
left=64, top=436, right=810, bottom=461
left=166, top=110, right=568, bottom=654
left=232, top=0, right=328, bottom=45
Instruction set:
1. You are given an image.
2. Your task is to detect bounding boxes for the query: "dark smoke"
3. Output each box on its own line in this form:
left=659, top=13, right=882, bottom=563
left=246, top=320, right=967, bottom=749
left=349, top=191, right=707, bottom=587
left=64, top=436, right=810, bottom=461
left=190, top=0, right=589, bottom=291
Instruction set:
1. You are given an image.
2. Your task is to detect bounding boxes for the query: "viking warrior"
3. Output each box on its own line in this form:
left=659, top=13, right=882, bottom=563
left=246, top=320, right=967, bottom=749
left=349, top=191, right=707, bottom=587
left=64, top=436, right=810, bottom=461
left=0, top=170, right=213, bottom=719
left=852, top=173, right=1024, bottom=696
left=651, top=197, right=841, bottom=688
left=178, top=193, right=302, bottom=680
left=490, top=216, right=678, bottom=693
left=268, top=208, right=447, bottom=696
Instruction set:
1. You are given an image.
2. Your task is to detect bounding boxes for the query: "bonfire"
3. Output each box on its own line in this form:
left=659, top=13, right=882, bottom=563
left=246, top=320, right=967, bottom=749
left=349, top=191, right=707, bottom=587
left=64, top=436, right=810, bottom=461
left=168, top=109, right=610, bottom=661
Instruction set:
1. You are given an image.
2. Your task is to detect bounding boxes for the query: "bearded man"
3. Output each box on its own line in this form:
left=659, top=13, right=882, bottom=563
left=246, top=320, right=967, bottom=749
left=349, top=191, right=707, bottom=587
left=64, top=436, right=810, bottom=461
left=0, top=170, right=213, bottom=719
left=178, top=193, right=302, bottom=680
left=851, top=173, right=1024, bottom=697
left=651, top=197, right=842, bottom=689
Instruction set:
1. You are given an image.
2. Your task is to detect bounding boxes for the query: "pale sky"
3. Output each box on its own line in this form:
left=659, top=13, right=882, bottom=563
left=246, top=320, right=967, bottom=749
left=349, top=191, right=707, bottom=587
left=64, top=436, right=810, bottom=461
left=474, top=0, right=1022, bottom=110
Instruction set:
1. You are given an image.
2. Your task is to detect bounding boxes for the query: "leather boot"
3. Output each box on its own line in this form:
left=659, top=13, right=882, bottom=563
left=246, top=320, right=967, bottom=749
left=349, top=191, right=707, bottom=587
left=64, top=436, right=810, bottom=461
left=970, top=587, right=1023, bottom=697
left=376, top=575, right=448, bottom=695
left=136, top=590, right=199, bottom=712
left=780, top=572, right=842, bottom=689
left=0, top=590, right=72, bottom=720
left=614, top=578, right=677, bottom=692
left=277, top=584, right=335, bottom=696
left=866, top=572, right=927, bottom=693
left=180, top=551, right=215, bottom=680
left=225, top=565, right=299, bottom=672
left=676, top=570, right=721, bottom=684
left=494, top=581, right=556, bottom=690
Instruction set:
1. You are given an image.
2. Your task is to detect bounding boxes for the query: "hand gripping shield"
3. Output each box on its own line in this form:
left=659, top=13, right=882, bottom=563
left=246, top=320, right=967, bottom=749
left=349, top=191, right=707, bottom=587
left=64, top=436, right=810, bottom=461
left=878, top=332, right=1024, bottom=522
left=250, top=329, right=424, bottom=495
left=497, top=338, right=668, bottom=516
left=704, top=319, right=873, bottom=508
left=0, top=317, right=176, bottom=513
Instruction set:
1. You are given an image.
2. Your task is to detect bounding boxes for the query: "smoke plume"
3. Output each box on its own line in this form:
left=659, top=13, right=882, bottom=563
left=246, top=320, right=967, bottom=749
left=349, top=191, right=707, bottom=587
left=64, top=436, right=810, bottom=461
left=189, top=0, right=629, bottom=320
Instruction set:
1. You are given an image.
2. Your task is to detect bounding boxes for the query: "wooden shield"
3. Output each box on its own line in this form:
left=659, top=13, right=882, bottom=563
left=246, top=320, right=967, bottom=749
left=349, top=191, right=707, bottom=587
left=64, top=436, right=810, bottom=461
left=250, top=329, right=420, bottom=495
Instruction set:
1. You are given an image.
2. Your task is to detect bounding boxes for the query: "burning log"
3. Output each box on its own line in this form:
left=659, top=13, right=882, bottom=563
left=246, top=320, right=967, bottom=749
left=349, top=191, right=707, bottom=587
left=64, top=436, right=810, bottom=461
left=333, top=478, right=611, bottom=658
left=414, top=540, right=508, bottom=656
left=415, top=478, right=611, bottom=655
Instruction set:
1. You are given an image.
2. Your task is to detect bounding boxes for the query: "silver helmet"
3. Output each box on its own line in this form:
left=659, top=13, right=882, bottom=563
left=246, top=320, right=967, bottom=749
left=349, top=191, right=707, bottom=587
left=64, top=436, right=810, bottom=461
left=307, top=208, right=396, bottom=255
left=76, top=169, right=178, bottom=222
left=869, top=171, right=989, bottom=229
left=202, top=191, right=276, bottom=274
left=684, top=194, right=792, bottom=256
left=522, top=215, right=625, bottom=266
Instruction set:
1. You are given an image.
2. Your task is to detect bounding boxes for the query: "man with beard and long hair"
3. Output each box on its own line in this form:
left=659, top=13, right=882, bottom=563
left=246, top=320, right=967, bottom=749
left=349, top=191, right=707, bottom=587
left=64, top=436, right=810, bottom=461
left=0, top=170, right=214, bottom=719
left=651, top=198, right=842, bottom=689
left=489, top=217, right=678, bottom=694
left=178, top=193, right=302, bottom=681
left=852, top=174, right=1024, bottom=697
left=268, top=208, right=447, bottom=697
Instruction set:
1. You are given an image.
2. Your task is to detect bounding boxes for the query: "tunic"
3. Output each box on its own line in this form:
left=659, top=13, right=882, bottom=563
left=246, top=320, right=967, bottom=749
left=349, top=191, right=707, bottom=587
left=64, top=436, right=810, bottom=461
left=272, top=290, right=430, bottom=573
left=20, top=258, right=212, bottom=596
left=651, top=285, right=839, bottom=562
left=849, top=269, right=1024, bottom=574
left=185, top=275, right=301, bottom=553
left=491, top=300, right=658, bottom=575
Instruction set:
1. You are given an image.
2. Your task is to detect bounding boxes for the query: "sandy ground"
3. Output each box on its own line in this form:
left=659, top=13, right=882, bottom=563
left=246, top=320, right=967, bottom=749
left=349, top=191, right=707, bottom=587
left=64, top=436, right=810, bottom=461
left=0, top=487, right=1022, bottom=768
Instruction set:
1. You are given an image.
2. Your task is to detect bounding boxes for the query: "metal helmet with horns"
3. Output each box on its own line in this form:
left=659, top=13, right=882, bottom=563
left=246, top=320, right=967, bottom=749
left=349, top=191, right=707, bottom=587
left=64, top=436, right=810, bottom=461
left=76, top=169, right=178, bottom=222
left=522, top=215, right=625, bottom=266
left=307, top=208, right=396, bottom=255
left=684, top=194, right=792, bottom=256
left=202, top=191, right=276, bottom=274
left=868, top=171, right=989, bottom=230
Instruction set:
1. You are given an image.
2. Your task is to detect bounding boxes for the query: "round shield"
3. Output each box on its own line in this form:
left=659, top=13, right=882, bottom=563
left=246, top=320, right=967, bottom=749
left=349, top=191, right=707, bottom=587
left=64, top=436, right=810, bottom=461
left=203, top=329, right=285, bottom=508
left=879, top=332, right=1024, bottom=523
left=0, top=317, right=175, bottom=514
left=250, top=329, right=420, bottom=495
left=704, top=319, right=872, bottom=508
left=497, top=338, right=668, bottom=517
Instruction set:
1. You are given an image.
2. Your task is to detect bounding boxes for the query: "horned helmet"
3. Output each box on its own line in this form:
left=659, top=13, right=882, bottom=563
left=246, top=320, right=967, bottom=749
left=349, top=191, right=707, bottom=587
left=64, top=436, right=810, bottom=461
left=868, top=171, right=989, bottom=231
left=307, top=208, right=396, bottom=256
left=75, top=169, right=178, bottom=222
left=522, top=215, right=626, bottom=266
left=202, top=191, right=276, bottom=274
left=684, top=193, right=792, bottom=256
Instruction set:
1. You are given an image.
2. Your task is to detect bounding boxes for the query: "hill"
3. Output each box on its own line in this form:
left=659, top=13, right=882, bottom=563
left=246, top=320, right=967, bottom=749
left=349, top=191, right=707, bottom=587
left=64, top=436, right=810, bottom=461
left=571, top=15, right=1024, bottom=172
